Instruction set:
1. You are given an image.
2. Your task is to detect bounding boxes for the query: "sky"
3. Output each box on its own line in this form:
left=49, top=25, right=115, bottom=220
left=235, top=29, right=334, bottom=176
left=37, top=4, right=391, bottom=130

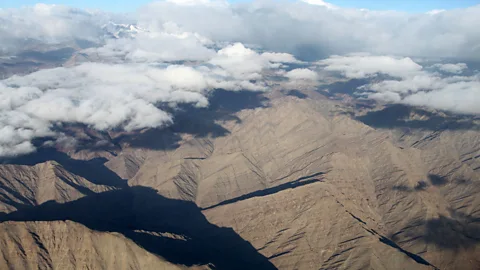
left=1, top=0, right=479, bottom=12
left=328, top=0, right=479, bottom=12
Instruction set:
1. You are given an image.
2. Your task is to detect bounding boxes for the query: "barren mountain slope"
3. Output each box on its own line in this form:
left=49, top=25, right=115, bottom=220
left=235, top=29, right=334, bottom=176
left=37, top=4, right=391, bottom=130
left=0, top=161, right=116, bottom=214
left=0, top=220, right=189, bottom=270
left=0, top=186, right=277, bottom=270
left=204, top=180, right=433, bottom=270
left=125, top=90, right=480, bottom=269
left=0, top=89, right=479, bottom=269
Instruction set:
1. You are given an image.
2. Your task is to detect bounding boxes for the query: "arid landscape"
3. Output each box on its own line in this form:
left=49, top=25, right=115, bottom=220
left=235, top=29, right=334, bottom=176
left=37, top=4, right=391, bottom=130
left=1, top=0, right=480, bottom=269
left=0, top=87, right=479, bottom=269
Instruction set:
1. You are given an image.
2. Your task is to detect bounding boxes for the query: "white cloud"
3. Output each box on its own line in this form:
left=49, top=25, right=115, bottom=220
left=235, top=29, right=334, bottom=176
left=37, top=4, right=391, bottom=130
left=2, top=1, right=480, bottom=60
left=426, top=9, right=446, bottom=15
left=402, top=81, right=480, bottom=114
left=321, top=55, right=480, bottom=115
left=208, top=43, right=292, bottom=81
left=285, top=68, right=319, bottom=81
left=261, top=52, right=301, bottom=64
left=165, top=0, right=228, bottom=7
left=362, top=75, right=445, bottom=94
left=83, top=21, right=216, bottom=63
left=431, top=63, right=468, bottom=74
left=0, top=110, right=52, bottom=157
left=135, top=1, right=480, bottom=60
left=0, top=41, right=299, bottom=156
left=318, top=54, right=423, bottom=79
left=0, top=4, right=119, bottom=54
left=1, top=1, right=480, bottom=157
left=300, top=0, right=336, bottom=9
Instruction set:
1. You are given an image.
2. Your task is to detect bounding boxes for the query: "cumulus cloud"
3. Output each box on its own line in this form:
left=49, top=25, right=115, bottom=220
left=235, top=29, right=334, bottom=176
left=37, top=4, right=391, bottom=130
left=0, top=41, right=302, bottom=156
left=3, top=1, right=480, bottom=60
left=83, top=22, right=216, bottom=63
left=261, top=52, right=302, bottom=64
left=321, top=54, right=480, bottom=115
left=317, top=54, right=423, bottom=79
left=300, top=0, right=336, bottom=9
left=1, top=0, right=480, bottom=156
left=284, top=68, right=319, bottom=81
left=0, top=4, right=122, bottom=54
left=402, top=81, right=480, bottom=114
left=136, top=0, right=480, bottom=60
left=431, top=63, right=468, bottom=74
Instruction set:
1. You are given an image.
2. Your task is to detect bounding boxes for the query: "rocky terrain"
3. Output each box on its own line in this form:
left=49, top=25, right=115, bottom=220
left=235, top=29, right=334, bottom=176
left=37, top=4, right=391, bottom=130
left=0, top=88, right=479, bottom=269
left=0, top=220, right=190, bottom=270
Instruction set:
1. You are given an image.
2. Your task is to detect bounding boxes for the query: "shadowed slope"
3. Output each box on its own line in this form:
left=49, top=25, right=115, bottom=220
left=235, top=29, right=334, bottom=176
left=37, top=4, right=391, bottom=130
left=0, top=186, right=277, bottom=270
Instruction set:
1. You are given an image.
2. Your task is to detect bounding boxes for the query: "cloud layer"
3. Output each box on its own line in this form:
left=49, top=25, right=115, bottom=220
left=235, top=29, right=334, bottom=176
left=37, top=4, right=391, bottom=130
left=319, top=54, right=480, bottom=115
left=0, top=42, right=307, bottom=156
left=1, top=0, right=480, bottom=157
left=2, top=1, right=480, bottom=60
left=136, top=0, right=480, bottom=60
left=0, top=4, right=117, bottom=54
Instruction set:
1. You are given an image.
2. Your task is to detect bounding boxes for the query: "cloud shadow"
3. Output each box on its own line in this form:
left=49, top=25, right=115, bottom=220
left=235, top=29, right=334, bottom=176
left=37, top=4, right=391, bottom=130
left=356, top=104, right=480, bottom=131
left=428, top=174, right=448, bottom=187
left=392, top=180, right=429, bottom=193
left=390, top=208, right=480, bottom=251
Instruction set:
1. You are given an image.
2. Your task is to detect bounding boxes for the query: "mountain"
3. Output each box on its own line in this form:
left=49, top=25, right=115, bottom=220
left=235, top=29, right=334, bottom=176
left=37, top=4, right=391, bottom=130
left=102, top=22, right=146, bottom=39
left=0, top=88, right=479, bottom=269
left=0, top=161, right=118, bottom=214
left=114, top=89, right=479, bottom=269
left=0, top=220, right=199, bottom=270
left=0, top=22, right=143, bottom=78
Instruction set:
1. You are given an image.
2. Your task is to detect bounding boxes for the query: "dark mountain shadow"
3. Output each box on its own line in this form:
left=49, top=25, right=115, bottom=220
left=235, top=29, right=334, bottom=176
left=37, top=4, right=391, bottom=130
left=74, top=39, right=98, bottom=49
left=317, top=74, right=401, bottom=97
left=378, top=236, right=433, bottom=267
left=356, top=104, right=480, bottom=131
left=116, top=89, right=269, bottom=151
left=318, top=78, right=371, bottom=96
left=0, top=186, right=277, bottom=270
left=0, top=90, right=270, bottom=157
left=208, top=89, right=270, bottom=113
left=1, top=148, right=126, bottom=188
left=0, top=183, right=35, bottom=212
left=203, top=173, right=325, bottom=210
left=115, top=128, right=184, bottom=151
left=285, top=90, right=308, bottom=99
left=18, top=48, right=76, bottom=62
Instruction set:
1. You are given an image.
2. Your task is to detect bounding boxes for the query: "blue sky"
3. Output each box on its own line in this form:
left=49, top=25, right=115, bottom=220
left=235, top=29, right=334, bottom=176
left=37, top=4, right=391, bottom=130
left=1, top=0, right=479, bottom=12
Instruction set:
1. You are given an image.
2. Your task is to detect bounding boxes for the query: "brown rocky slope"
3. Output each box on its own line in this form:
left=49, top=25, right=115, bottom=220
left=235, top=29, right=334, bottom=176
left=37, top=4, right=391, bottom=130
left=0, top=89, right=479, bottom=269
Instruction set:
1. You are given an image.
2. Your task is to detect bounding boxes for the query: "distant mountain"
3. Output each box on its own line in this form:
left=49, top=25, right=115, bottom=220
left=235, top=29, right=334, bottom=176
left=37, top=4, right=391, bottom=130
left=102, top=22, right=147, bottom=39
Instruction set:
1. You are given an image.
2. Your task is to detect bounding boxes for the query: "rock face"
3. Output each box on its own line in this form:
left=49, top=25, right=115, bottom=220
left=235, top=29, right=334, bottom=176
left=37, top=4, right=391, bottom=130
left=0, top=186, right=277, bottom=270
left=0, top=220, right=185, bottom=270
left=0, top=89, right=479, bottom=269
left=126, top=91, right=480, bottom=269
left=0, top=161, right=116, bottom=213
